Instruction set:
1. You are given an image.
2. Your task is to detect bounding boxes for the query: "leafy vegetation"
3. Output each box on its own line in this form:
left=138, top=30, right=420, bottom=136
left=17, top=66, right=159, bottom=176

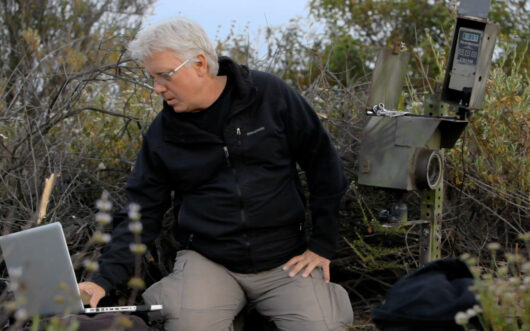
left=0, top=0, right=157, bottom=229
left=458, top=232, right=530, bottom=331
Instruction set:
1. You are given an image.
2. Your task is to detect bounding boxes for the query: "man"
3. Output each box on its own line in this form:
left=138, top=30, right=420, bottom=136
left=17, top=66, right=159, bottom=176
left=79, top=17, right=353, bottom=330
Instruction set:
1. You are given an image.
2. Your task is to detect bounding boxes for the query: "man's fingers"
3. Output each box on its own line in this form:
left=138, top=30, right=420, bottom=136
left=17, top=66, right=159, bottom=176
left=89, top=292, right=104, bottom=308
left=79, top=282, right=105, bottom=308
left=302, top=262, right=318, bottom=278
left=288, top=259, right=308, bottom=277
left=80, top=290, right=92, bottom=305
left=284, top=250, right=332, bottom=280
left=283, top=254, right=303, bottom=270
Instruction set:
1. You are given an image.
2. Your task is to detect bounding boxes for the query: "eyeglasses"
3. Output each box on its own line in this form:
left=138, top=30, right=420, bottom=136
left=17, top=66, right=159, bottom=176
left=150, top=58, right=191, bottom=85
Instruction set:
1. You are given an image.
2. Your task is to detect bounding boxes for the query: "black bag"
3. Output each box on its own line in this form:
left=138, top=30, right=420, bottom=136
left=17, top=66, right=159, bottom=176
left=371, top=258, right=479, bottom=331
left=11, top=313, right=156, bottom=331
left=67, top=313, right=155, bottom=331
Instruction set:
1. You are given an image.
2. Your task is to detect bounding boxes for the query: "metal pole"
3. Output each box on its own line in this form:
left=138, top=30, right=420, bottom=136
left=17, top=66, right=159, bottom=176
left=419, top=171, right=443, bottom=264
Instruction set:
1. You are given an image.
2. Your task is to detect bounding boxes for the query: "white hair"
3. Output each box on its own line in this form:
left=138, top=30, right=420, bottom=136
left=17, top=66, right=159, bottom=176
left=128, top=17, right=219, bottom=76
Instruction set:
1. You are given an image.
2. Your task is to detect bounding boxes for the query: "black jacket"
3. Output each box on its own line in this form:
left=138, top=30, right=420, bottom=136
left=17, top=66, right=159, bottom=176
left=92, top=57, right=347, bottom=292
left=371, top=259, right=479, bottom=330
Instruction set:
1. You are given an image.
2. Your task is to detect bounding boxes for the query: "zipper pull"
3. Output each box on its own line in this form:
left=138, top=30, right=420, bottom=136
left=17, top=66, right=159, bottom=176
left=236, top=128, right=242, bottom=146
left=223, top=146, right=231, bottom=167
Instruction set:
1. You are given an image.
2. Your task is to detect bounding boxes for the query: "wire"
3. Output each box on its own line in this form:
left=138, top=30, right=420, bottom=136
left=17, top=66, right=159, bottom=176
left=405, top=223, right=419, bottom=268
left=458, top=126, right=467, bottom=204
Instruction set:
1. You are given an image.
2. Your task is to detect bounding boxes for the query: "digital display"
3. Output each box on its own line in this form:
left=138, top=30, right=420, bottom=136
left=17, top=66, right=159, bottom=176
left=454, top=28, right=482, bottom=66
left=462, top=32, right=480, bottom=43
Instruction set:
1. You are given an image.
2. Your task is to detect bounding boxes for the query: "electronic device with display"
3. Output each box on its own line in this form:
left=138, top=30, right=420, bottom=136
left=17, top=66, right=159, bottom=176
left=448, top=28, right=483, bottom=92
left=441, top=4, right=499, bottom=112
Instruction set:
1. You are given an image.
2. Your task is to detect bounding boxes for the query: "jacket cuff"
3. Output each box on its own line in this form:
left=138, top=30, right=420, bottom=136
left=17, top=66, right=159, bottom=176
left=308, top=237, right=336, bottom=260
left=89, top=273, right=114, bottom=295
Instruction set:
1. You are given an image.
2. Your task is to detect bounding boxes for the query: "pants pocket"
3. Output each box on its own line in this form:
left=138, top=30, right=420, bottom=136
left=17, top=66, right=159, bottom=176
left=142, top=257, right=187, bottom=321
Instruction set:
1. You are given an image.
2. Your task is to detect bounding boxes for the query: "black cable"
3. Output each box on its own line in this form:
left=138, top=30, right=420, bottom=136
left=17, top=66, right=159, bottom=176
left=458, top=127, right=466, bottom=204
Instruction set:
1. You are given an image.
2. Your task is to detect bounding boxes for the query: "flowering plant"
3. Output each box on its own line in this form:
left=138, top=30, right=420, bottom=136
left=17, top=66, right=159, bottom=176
left=457, top=232, right=530, bottom=331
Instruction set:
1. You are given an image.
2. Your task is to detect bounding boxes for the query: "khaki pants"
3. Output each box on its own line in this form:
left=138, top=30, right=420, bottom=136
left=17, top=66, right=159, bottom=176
left=142, top=250, right=353, bottom=331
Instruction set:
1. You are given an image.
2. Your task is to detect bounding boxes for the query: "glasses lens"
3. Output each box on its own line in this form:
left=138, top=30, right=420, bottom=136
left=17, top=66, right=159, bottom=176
left=159, top=72, right=173, bottom=81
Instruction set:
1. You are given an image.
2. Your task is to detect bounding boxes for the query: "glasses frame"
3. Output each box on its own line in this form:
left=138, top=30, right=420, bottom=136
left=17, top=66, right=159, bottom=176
left=150, top=58, right=192, bottom=86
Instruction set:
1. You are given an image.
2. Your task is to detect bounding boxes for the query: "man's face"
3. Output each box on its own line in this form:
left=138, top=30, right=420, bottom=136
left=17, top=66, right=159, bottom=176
left=144, top=50, right=205, bottom=113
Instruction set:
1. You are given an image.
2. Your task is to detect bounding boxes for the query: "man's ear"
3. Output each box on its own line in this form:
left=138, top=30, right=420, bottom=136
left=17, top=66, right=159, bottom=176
left=194, top=53, right=209, bottom=76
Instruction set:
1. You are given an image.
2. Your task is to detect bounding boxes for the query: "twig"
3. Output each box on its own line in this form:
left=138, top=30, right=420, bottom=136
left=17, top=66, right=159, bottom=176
left=445, top=180, right=525, bottom=234
left=36, top=173, right=58, bottom=224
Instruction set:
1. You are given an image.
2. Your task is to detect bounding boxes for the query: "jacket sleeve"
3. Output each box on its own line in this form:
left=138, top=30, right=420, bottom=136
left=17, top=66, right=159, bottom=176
left=90, top=136, right=172, bottom=293
left=280, top=82, right=348, bottom=260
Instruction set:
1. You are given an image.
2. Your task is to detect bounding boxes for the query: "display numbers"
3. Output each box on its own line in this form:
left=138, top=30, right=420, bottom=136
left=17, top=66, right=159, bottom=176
left=462, top=31, right=480, bottom=43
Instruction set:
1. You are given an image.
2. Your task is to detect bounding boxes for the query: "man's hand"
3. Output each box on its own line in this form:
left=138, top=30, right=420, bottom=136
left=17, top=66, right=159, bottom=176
left=78, top=282, right=106, bottom=308
left=283, top=249, right=331, bottom=282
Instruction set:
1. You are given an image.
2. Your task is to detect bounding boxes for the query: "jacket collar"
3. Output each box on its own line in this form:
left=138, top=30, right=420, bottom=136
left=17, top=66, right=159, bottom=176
left=162, top=56, right=256, bottom=145
left=217, top=56, right=254, bottom=102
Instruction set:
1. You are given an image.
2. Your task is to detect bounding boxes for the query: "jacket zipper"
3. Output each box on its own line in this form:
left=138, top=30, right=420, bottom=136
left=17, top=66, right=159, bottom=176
left=223, top=144, right=246, bottom=225
left=223, top=140, right=253, bottom=269
left=222, top=144, right=245, bottom=221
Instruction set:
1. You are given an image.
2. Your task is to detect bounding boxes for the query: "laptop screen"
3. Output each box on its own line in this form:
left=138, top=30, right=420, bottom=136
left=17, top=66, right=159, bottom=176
left=0, top=222, right=85, bottom=316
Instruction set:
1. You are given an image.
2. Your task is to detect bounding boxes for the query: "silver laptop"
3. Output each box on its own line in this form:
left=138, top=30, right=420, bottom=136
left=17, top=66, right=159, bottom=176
left=0, top=222, right=161, bottom=316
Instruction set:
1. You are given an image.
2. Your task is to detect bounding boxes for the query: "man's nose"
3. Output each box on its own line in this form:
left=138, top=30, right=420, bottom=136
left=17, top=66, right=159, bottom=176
left=153, top=80, right=167, bottom=94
